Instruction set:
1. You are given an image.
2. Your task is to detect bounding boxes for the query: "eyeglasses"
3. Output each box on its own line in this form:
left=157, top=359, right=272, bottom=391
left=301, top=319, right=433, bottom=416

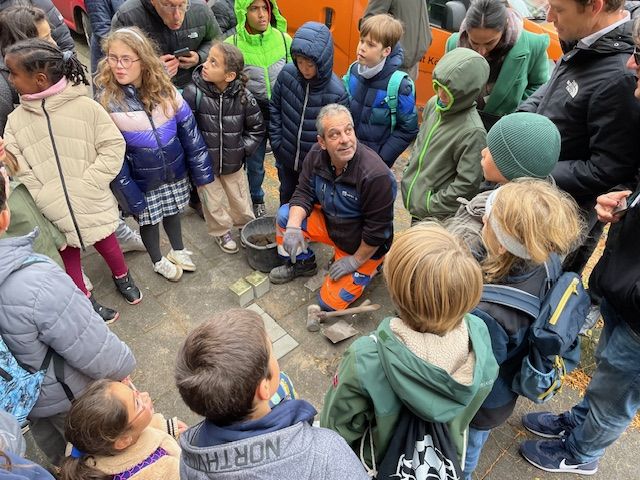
left=156, top=0, right=189, bottom=12
left=634, top=46, right=640, bottom=66
left=106, top=55, right=141, bottom=69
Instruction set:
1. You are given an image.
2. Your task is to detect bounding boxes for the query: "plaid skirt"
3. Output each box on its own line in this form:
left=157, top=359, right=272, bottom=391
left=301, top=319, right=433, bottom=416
left=137, top=177, right=190, bottom=226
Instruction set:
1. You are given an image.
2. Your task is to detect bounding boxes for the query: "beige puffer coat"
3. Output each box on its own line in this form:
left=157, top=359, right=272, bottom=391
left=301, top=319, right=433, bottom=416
left=4, top=83, right=125, bottom=248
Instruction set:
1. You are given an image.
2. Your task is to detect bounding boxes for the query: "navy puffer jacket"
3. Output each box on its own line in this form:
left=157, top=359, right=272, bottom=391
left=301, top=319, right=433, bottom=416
left=106, top=86, right=214, bottom=215
left=269, top=21, right=348, bottom=172
left=184, top=66, right=265, bottom=175
left=345, top=44, right=419, bottom=166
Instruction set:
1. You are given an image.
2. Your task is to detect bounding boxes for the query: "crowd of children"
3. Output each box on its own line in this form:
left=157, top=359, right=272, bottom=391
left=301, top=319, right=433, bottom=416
left=0, top=0, right=617, bottom=478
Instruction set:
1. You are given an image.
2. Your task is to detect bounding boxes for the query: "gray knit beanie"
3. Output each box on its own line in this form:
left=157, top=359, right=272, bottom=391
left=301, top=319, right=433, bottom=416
left=487, top=112, right=561, bottom=181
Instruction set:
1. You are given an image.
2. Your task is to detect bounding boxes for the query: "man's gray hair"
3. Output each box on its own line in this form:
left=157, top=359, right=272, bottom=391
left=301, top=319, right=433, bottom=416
left=316, top=104, right=354, bottom=137
left=634, top=15, right=640, bottom=42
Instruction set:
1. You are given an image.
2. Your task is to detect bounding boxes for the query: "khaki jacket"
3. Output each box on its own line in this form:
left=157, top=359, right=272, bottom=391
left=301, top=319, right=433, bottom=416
left=5, top=83, right=125, bottom=248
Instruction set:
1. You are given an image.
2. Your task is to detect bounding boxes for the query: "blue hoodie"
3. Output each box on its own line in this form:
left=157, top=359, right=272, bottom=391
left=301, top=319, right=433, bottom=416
left=179, top=400, right=368, bottom=479
left=345, top=44, right=419, bottom=167
left=269, top=22, right=349, bottom=172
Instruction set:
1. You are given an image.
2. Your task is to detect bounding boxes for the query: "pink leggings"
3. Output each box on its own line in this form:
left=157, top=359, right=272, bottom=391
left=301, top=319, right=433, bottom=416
left=59, top=233, right=128, bottom=295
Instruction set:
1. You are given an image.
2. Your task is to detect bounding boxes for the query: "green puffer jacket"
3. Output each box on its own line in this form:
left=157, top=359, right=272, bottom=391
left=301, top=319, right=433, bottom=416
left=401, top=48, right=488, bottom=220
left=226, top=0, right=292, bottom=121
left=320, top=316, right=498, bottom=469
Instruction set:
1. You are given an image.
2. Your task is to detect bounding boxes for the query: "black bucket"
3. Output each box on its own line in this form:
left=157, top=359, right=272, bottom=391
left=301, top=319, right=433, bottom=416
left=241, top=216, right=284, bottom=273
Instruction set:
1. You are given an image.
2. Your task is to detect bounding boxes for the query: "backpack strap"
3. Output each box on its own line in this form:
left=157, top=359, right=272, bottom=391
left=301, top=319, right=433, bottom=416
left=481, top=285, right=541, bottom=319
left=112, top=447, right=169, bottom=480
left=543, top=253, right=563, bottom=285
left=342, top=62, right=356, bottom=100
left=195, top=87, right=202, bottom=113
left=385, top=71, right=413, bottom=132
left=280, top=30, right=290, bottom=62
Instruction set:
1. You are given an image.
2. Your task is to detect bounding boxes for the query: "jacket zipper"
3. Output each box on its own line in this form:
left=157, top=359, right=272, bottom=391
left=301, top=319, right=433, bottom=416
left=42, top=99, right=85, bottom=250
left=145, top=111, right=167, bottom=174
left=293, top=83, right=310, bottom=171
left=218, top=92, right=224, bottom=175
left=404, top=111, right=442, bottom=212
left=549, top=277, right=579, bottom=326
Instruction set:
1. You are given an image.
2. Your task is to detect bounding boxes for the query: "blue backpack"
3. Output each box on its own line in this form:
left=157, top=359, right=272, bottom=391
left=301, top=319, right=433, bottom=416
left=477, top=254, right=590, bottom=403
left=0, top=255, right=74, bottom=426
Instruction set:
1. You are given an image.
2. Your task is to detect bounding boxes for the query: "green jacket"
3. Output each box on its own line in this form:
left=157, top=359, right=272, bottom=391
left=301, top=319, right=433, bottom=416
left=2, top=180, right=65, bottom=268
left=225, top=0, right=292, bottom=119
left=401, top=48, right=488, bottom=220
left=320, top=316, right=498, bottom=469
left=446, top=30, right=550, bottom=117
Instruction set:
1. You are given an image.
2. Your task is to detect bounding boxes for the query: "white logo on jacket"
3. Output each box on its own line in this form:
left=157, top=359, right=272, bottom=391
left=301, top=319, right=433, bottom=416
left=566, top=80, right=579, bottom=98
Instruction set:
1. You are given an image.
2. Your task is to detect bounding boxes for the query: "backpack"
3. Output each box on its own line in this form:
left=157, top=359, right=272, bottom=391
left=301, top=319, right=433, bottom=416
left=342, top=63, right=414, bottom=132
left=477, top=253, right=590, bottom=404
left=0, top=255, right=74, bottom=426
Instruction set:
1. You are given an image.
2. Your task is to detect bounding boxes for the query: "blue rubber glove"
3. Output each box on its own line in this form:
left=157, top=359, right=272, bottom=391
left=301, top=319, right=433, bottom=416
left=282, top=226, right=307, bottom=262
left=329, top=255, right=362, bottom=281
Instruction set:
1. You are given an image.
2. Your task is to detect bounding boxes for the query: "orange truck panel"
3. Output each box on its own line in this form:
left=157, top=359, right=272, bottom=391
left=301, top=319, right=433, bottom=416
left=277, top=0, right=560, bottom=108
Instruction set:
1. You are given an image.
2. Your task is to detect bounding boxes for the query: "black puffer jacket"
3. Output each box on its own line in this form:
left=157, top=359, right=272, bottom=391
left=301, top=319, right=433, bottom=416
left=209, top=0, right=235, bottom=37
left=112, top=0, right=221, bottom=88
left=0, top=0, right=75, bottom=52
left=183, top=65, right=264, bottom=175
left=519, top=21, right=640, bottom=209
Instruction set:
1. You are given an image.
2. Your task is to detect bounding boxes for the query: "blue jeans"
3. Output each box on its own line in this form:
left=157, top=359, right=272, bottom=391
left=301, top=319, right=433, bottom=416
left=565, top=300, right=640, bottom=462
left=464, top=427, right=490, bottom=480
left=246, top=136, right=267, bottom=204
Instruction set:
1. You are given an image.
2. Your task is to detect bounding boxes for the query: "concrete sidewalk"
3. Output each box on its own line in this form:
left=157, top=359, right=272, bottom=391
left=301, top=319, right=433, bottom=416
left=26, top=34, right=638, bottom=479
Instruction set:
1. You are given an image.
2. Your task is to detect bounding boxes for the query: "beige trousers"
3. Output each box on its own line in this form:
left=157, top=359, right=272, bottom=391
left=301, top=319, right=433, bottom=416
left=198, top=170, right=255, bottom=237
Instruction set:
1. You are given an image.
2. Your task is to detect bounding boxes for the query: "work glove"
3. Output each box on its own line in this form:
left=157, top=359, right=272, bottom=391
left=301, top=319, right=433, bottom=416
left=282, top=226, right=307, bottom=262
left=329, top=255, right=362, bottom=281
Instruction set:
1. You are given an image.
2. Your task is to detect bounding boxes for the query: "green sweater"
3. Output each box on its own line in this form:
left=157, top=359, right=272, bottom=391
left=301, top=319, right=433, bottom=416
left=320, top=316, right=498, bottom=469
left=446, top=30, right=550, bottom=117
left=2, top=180, right=65, bottom=268
left=401, top=48, right=488, bottom=219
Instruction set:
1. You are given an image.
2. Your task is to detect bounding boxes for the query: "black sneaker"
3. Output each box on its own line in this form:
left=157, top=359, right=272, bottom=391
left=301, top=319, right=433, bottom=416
left=113, top=271, right=143, bottom=305
left=89, top=295, right=119, bottom=324
left=269, top=257, right=318, bottom=284
left=253, top=203, right=267, bottom=218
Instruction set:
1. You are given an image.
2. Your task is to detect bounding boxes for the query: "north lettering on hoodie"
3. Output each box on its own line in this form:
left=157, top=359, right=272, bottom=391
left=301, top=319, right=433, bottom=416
left=182, top=437, right=282, bottom=472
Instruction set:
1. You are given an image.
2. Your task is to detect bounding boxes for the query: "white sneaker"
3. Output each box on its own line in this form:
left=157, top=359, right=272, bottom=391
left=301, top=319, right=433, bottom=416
left=119, top=230, right=146, bottom=253
left=154, top=257, right=183, bottom=282
left=167, top=249, right=196, bottom=272
left=82, top=269, right=94, bottom=292
left=215, top=232, right=239, bottom=254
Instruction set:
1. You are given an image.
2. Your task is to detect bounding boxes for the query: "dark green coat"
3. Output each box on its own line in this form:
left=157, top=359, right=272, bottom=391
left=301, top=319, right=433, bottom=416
left=446, top=30, right=550, bottom=117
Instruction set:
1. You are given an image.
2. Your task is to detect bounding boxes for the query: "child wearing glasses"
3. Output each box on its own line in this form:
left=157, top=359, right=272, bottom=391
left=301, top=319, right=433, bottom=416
left=95, top=27, right=214, bottom=282
left=2, top=38, right=142, bottom=323
left=59, top=379, right=185, bottom=480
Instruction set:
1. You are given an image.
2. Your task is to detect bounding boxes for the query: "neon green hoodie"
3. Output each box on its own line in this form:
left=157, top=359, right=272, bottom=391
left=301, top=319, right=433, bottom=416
left=401, top=48, right=489, bottom=220
left=320, top=315, right=498, bottom=469
left=225, top=0, right=292, bottom=117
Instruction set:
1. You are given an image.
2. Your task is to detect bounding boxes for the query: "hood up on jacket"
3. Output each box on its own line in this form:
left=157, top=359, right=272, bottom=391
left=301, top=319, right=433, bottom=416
left=376, top=317, right=496, bottom=424
left=289, top=21, right=334, bottom=88
left=234, top=0, right=287, bottom=41
left=432, top=48, right=489, bottom=115
left=0, top=230, right=39, bottom=288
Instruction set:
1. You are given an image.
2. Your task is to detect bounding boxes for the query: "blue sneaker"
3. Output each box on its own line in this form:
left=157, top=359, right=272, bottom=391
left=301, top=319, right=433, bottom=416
left=522, top=411, right=573, bottom=438
left=520, top=439, right=598, bottom=475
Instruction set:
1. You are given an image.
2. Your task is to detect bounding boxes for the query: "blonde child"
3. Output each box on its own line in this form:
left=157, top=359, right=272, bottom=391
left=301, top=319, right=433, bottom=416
left=60, top=380, right=184, bottom=480
left=183, top=42, right=263, bottom=254
left=94, top=28, right=214, bottom=280
left=320, top=223, right=499, bottom=472
left=3, top=38, right=141, bottom=324
left=463, top=180, right=583, bottom=479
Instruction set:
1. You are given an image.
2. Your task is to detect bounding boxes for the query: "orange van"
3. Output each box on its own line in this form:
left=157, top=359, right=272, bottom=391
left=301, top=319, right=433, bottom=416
left=277, top=0, right=561, bottom=108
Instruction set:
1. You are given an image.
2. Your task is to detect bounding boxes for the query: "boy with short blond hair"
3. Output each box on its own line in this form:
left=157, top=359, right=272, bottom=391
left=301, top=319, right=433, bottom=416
left=320, top=223, right=499, bottom=470
left=344, top=13, right=418, bottom=167
left=176, top=309, right=368, bottom=479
